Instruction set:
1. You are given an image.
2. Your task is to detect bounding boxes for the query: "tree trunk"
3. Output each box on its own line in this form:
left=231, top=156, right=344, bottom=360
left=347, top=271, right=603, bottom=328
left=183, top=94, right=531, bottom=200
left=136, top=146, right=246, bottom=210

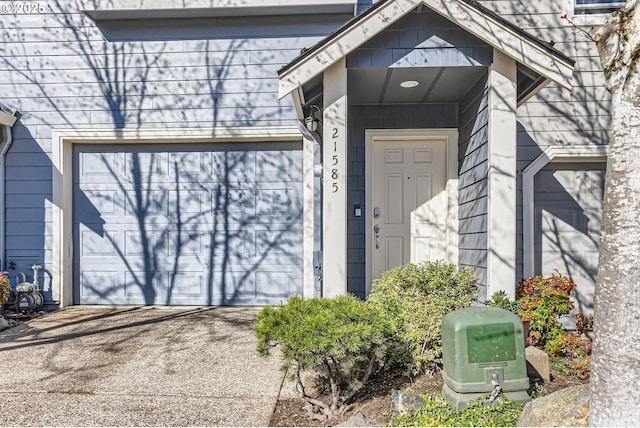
left=591, top=1, right=640, bottom=424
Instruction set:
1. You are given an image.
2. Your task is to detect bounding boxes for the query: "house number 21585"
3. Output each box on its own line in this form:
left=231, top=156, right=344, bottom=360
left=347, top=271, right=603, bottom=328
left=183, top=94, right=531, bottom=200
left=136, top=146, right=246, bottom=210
left=331, top=128, right=339, bottom=193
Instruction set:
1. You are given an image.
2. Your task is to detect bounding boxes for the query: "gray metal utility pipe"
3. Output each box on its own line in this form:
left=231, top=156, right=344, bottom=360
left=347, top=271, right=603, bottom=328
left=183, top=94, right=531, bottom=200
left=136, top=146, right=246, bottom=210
left=0, top=104, right=18, bottom=272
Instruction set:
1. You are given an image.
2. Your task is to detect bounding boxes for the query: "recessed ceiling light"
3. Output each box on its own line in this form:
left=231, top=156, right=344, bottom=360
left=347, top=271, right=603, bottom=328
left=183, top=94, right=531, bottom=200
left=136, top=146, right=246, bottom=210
left=400, top=80, right=419, bottom=88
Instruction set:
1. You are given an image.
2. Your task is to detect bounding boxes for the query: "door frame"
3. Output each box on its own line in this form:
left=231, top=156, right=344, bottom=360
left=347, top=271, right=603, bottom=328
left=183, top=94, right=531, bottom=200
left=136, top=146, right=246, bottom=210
left=364, top=129, right=459, bottom=295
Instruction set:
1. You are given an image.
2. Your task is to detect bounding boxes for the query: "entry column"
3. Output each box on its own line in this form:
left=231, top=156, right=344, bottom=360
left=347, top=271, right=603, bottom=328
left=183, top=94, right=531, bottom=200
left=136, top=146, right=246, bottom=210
left=487, top=50, right=517, bottom=299
left=322, top=58, right=348, bottom=297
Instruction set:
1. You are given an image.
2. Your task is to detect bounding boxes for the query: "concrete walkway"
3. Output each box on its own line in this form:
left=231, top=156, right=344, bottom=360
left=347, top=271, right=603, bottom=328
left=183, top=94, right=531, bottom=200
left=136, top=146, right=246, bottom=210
left=0, top=306, right=286, bottom=426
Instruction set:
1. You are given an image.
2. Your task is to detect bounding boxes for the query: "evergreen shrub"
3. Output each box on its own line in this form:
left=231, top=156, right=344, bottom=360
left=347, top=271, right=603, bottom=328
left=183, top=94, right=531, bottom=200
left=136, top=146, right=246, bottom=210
left=255, top=294, right=395, bottom=420
left=485, top=290, right=522, bottom=315
left=367, top=261, right=478, bottom=374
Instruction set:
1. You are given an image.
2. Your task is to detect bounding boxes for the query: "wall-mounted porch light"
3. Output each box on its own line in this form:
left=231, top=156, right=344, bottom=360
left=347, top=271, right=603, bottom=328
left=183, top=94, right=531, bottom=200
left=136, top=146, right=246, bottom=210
left=304, top=105, right=321, bottom=133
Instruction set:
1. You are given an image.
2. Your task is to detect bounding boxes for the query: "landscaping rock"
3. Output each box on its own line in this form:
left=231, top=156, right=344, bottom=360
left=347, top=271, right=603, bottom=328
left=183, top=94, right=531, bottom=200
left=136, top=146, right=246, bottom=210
left=525, top=346, right=550, bottom=383
left=336, top=412, right=379, bottom=427
left=299, top=370, right=324, bottom=398
left=390, top=390, right=426, bottom=415
left=0, top=317, right=8, bottom=331
left=517, top=383, right=589, bottom=427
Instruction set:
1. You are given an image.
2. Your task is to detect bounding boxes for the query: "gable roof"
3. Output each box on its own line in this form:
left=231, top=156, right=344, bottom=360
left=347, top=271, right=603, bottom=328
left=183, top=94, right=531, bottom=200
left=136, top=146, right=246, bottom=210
left=278, top=0, right=575, bottom=99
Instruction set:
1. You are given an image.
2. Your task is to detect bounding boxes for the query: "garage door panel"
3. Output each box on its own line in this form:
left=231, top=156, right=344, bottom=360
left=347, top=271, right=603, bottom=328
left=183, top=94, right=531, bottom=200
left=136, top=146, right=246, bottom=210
left=124, top=190, right=169, bottom=216
left=79, top=225, right=122, bottom=257
left=255, top=228, right=301, bottom=256
left=256, top=187, right=299, bottom=214
left=81, top=271, right=121, bottom=297
left=76, top=188, right=121, bottom=217
left=214, top=188, right=251, bottom=214
left=256, top=271, right=294, bottom=298
left=211, top=150, right=252, bottom=172
left=169, top=152, right=208, bottom=175
left=255, top=150, right=303, bottom=182
left=167, top=189, right=210, bottom=214
left=124, top=271, right=166, bottom=297
left=79, top=152, right=122, bottom=177
left=74, top=142, right=303, bottom=305
left=167, top=230, right=210, bottom=256
left=123, top=229, right=164, bottom=256
left=167, top=271, right=205, bottom=297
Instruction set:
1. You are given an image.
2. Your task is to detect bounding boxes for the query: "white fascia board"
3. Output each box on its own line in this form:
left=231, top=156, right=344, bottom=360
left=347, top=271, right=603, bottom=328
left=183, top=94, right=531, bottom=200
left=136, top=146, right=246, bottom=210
left=84, top=0, right=355, bottom=9
left=279, top=0, right=421, bottom=98
left=83, top=0, right=357, bottom=20
left=423, top=0, right=573, bottom=90
left=51, top=126, right=303, bottom=143
left=0, top=110, right=17, bottom=127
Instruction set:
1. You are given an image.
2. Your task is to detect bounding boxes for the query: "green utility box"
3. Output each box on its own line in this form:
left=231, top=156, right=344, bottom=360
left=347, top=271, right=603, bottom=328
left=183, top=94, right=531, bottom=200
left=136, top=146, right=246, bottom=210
left=441, top=306, right=530, bottom=408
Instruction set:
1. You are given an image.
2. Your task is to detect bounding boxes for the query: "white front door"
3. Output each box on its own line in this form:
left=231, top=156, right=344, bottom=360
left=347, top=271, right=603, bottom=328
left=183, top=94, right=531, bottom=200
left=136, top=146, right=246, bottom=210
left=370, top=138, right=448, bottom=281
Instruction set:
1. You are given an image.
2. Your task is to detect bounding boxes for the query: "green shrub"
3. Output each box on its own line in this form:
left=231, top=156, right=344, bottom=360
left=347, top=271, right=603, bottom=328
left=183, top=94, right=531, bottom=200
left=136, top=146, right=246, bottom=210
left=367, top=261, right=478, bottom=374
left=485, top=290, right=522, bottom=315
left=545, top=329, right=591, bottom=359
left=255, top=294, right=395, bottom=421
left=0, top=271, right=10, bottom=305
left=388, top=393, right=524, bottom=427
left=517, top=272, right=576, bottom=347
left=549, top=354, right=592, bottom=380
left=545, top=329, right=592, bottom=380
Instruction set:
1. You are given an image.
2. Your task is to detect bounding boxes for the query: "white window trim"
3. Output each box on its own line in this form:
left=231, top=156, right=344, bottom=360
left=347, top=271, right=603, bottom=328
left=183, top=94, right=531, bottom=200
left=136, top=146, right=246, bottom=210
left=563, top=0, right=622, bottom=26
left=522, top=145, right=608, bottom=279
left=51, top=126, right=315, bottom=307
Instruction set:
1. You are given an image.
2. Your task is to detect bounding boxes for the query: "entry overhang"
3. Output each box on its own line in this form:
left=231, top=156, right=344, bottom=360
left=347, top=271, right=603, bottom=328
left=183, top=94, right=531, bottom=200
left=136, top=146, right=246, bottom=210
left=278, top=0, right=575, bottom=103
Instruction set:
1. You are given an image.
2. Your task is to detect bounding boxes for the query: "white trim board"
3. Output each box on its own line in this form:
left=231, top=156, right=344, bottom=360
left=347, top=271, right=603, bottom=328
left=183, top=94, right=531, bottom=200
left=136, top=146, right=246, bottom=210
left=522, top=145, right=609, bottom=279
left=364, top=128, right=459, bottom=296
left=83, top=0, right=357, bottom=20
left=51, top=126, right=315, bottom=307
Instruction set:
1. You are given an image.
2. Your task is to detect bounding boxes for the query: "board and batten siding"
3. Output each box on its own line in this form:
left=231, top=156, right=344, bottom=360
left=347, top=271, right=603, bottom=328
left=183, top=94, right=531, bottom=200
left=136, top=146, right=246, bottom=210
left=0, top=0, right=350, bottom=303
left=457, top=74, right=489, bottom=297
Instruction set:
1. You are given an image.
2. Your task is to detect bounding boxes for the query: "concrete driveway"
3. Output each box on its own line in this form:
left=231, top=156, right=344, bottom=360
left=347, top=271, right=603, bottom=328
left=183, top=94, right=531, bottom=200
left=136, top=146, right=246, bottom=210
left=0, top=306, right=285, bottom=426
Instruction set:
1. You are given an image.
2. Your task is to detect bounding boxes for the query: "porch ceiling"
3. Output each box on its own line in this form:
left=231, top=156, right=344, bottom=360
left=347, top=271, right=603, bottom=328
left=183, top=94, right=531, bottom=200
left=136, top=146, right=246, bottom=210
left=348, top=66, right=486, bottom=104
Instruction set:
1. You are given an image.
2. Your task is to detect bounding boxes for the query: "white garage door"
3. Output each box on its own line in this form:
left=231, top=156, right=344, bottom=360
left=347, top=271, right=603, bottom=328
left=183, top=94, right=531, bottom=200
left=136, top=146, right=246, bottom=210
left=534, top=162, right=605, bottom=315
left=73, top=142, right=303, bottom=305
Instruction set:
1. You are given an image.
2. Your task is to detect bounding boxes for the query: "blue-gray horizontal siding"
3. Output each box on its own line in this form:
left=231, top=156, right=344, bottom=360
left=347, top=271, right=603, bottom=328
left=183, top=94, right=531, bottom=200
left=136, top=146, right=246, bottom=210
left=478, top=1, right=611, bottom=284
left=457, top=73, right=489, bottom=295
left=0, top=0, right=348, bottom=302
